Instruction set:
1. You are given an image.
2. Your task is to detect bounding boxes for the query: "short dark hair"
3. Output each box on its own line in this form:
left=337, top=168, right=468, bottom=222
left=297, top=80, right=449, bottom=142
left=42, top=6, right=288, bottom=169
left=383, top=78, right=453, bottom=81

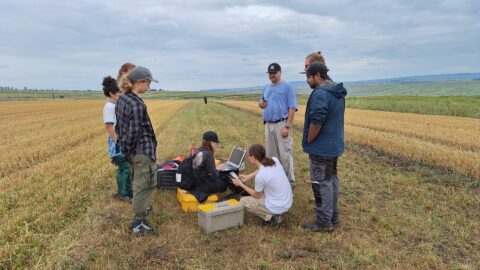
left=102, top=76, right=120, bottom=97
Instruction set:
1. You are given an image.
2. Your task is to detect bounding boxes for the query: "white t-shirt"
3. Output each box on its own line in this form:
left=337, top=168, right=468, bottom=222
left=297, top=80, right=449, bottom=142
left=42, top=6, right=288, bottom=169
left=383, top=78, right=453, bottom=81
left=103, top=101, right=116, bottom=127
left=254, top=157, right=293, bottom=214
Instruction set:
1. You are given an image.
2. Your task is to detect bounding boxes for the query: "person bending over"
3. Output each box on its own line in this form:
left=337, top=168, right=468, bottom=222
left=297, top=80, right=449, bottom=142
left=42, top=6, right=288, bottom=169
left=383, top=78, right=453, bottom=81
left=232, top=144, right=293, bottom=226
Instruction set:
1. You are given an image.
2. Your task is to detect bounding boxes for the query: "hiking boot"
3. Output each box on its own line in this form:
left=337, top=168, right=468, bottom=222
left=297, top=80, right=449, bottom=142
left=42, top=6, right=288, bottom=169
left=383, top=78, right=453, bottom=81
left=332, top=218, right=339, bottom=226
left=301, top=222, right=333, bottom=232
left=130, top=220, right=155, bottom=235
left=112, top=194, right=132, bottom=202
left=262, top=214, right=283, bottom=227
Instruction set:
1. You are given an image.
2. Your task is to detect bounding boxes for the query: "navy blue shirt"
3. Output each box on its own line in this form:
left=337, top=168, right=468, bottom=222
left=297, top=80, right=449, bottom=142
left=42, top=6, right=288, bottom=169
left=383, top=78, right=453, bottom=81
left=302, top=81, right=347, bottom=158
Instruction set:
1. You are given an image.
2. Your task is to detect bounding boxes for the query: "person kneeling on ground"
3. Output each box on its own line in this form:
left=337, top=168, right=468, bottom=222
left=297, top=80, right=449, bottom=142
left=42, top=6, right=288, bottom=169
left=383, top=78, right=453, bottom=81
left=232, top=144, right=293, bottom=226
left=190, top=131, right=227, bottom=202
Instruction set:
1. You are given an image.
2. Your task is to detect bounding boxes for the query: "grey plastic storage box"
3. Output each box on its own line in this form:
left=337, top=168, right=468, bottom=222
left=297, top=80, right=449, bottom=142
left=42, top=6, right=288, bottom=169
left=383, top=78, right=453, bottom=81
left=197, top=199, right=244, bottom=233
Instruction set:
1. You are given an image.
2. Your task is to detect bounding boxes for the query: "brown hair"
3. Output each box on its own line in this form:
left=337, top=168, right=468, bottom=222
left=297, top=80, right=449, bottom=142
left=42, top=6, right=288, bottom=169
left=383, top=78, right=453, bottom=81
left=119, top=76, right=134, bottom=92
left=117, top=63, right=136, bottom=80
left=306, top=51, right=326, bottom=65
left=248, top=144, right=275, bottom=167
left=306, top=51, right=332, bottom=80
left=200, top=140, right=215, bottom=154
left=117, top=63, right=136, bottom=91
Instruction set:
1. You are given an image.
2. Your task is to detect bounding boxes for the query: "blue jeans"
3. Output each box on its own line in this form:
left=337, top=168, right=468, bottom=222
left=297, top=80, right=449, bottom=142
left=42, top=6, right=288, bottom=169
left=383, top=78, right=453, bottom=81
left=309, top=155, right=339, bottom=227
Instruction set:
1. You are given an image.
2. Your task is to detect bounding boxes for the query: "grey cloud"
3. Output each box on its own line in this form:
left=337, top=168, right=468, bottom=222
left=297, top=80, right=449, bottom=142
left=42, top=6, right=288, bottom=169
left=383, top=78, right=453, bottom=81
left=0, top=0, right=479, bottom=90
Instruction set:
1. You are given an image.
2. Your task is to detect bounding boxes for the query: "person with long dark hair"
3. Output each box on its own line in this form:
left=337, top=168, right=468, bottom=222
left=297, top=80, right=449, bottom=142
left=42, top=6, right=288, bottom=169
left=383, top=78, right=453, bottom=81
left=232, top=144, right=293, bottom=226
left=101, top=76, right=132, bottom=200
left=190, top=131, right=227, bottom=202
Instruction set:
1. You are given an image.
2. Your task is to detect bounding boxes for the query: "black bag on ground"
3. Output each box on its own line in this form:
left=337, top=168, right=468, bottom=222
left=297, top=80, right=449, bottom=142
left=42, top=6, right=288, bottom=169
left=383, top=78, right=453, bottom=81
left=177, top=153, right=197, bottom=191
left=156, top=167, right=179, bottom=189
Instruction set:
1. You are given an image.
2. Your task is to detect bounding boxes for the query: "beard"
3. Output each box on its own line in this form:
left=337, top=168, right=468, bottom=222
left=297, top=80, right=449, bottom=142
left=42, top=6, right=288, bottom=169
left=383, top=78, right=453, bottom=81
left=308, top=81, right=317, bottom=89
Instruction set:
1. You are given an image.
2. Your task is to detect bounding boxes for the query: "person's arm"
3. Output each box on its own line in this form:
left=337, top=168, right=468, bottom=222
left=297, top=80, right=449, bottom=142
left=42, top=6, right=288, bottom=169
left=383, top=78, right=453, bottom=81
left=259, top=88, right=268, bottom=109
left=232, top=178, right=264, bottom=199
left=306, top=93, right=328, bottom=144
left=103, top=104, right=117, bottom=142
left=205, top=152, right=219, bottom=176
left=281, top=84, right=298, bottom=138
left=239, top=170, right=258, bottom=182
left=307, top=123, right=322, bottom=143
left=105, top=124, right=117, bottom=143
left=123, top=103, right=142, bottom=154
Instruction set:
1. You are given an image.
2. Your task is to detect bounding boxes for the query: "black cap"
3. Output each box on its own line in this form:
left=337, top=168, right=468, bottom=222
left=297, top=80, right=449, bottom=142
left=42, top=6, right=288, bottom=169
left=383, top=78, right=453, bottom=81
left=203, top=131, right=221, bottom=143
left=266, top=63, right=281, bottom=73
left=303, top=62, right=329, bottom=76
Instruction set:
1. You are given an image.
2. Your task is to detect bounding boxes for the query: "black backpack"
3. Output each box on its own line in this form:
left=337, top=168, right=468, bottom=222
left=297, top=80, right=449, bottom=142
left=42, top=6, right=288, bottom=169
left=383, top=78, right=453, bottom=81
left=177, top=152, right=198, bottom=191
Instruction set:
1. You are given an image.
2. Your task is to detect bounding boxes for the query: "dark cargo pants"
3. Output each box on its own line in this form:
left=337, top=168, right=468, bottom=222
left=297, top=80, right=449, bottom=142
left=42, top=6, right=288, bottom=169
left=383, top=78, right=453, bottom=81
left=309, top=154, right=339, bottom=228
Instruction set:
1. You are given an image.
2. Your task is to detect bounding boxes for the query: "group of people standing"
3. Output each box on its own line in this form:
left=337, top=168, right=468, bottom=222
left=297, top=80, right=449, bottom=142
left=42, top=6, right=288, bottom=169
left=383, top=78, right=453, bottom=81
left=248, top=52, right=347, bottom=232
left=101, top=50, right=347, bottom=235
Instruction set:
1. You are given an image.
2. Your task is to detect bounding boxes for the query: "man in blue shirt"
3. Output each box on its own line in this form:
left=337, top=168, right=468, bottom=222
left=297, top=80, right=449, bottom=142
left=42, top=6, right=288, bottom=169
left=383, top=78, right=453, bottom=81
left=259, top=63, right=298, bottom=187
left=301, top=62, right=347, bottom=232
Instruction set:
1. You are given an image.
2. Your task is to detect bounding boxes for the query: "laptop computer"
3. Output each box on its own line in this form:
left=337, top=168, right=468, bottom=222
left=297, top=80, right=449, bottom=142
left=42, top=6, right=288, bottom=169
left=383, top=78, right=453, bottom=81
left=221, top=147, right=247, bottom=171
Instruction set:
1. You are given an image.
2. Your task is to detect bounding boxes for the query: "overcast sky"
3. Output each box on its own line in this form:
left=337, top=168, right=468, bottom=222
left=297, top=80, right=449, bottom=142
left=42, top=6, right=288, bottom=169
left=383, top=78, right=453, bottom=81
left=1, top=0, right=479, bottom=91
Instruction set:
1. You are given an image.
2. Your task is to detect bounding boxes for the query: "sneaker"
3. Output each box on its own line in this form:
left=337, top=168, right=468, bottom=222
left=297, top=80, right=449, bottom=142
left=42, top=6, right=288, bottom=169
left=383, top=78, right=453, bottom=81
left=130, top=220, right=155, bottom=235
left=301, top=222, right=333, bottom=232
left=262, top=214, right=283, bottom=227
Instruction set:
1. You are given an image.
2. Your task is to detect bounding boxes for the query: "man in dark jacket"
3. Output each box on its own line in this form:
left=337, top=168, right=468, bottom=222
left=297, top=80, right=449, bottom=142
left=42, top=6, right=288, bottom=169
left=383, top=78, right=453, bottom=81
left=301, top=62, right=347, bottom=232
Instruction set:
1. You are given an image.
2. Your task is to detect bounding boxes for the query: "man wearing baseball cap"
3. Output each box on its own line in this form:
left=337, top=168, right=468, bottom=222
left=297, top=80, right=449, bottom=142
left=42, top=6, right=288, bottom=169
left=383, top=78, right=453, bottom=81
left=301, top=62, right=347, bottom=232
left=115, top=65, right=159, bottom=235
left=259, top=63, right=298, bottom=187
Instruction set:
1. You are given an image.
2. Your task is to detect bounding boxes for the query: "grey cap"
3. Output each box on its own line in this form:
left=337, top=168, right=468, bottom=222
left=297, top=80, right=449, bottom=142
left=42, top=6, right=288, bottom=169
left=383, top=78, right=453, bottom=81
left=127, top=66, right=158, bottom=83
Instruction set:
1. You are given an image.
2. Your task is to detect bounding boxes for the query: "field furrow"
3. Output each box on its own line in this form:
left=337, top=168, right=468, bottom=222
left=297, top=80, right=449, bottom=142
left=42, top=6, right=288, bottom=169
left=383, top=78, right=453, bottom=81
left=0, top=100, right=188, bottom=269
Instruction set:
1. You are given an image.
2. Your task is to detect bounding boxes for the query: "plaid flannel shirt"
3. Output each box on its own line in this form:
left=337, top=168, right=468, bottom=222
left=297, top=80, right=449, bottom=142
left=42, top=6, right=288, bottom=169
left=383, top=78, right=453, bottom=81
left=115, top=91, right=157, bottom=162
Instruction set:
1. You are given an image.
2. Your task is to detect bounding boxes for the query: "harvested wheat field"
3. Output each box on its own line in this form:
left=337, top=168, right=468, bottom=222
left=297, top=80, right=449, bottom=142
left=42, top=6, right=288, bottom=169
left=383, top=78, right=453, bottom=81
left=218, top=100, right=480, bottom=180
left=1, top=99, right=479, bottom=269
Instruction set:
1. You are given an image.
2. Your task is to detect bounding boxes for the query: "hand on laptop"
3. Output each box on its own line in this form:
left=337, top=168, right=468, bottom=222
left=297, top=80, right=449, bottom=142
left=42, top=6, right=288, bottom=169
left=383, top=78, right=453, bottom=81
left=232, top=177, right=243, bottom=187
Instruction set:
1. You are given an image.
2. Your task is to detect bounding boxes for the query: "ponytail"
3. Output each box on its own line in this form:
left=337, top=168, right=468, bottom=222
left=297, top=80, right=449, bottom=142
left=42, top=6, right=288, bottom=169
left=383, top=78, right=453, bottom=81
left=306, top=51, right=332, bottom=81
left=249, top=144, right=275, bottom=167
left=261, top=157, right=275, bottom=167
left=306, top=51, right=326, bottom=65
left=119, top=75, right=134, bottom=91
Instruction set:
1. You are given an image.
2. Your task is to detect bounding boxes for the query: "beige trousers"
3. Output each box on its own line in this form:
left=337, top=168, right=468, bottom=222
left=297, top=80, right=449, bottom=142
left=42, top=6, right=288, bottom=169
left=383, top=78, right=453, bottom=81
left=265, top=121, right=295, bottom=183
left=240, top=195, right=273, bottom=221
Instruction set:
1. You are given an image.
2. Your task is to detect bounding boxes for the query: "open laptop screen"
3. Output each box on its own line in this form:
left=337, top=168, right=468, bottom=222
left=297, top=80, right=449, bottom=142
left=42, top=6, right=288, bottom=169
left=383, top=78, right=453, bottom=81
left=228, top=147, right=246, bottom=167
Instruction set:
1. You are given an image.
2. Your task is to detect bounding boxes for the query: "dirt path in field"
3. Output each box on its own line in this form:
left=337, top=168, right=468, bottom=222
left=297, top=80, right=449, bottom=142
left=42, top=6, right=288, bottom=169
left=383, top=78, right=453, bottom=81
left=25, top=100, right=480, bottom=270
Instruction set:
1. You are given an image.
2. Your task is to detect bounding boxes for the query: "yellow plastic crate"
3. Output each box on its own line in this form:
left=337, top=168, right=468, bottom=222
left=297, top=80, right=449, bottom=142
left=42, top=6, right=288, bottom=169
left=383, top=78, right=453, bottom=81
left=176, top=188, right=219, bottom=212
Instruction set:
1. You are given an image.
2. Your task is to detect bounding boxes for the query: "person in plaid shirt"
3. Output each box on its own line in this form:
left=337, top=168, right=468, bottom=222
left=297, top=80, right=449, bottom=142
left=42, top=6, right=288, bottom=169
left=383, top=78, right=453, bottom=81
left=115, top=66, right=158, bottom=235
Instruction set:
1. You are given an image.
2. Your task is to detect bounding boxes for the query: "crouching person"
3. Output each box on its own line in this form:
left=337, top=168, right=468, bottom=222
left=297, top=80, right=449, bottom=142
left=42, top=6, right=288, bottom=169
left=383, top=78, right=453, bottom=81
left=232, top=144, right=293, bottom=226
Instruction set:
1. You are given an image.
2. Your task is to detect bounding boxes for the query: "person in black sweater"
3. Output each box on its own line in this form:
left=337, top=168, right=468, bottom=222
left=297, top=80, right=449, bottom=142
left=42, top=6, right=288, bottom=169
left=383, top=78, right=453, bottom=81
left=190, top=131, right=227, bottom=202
